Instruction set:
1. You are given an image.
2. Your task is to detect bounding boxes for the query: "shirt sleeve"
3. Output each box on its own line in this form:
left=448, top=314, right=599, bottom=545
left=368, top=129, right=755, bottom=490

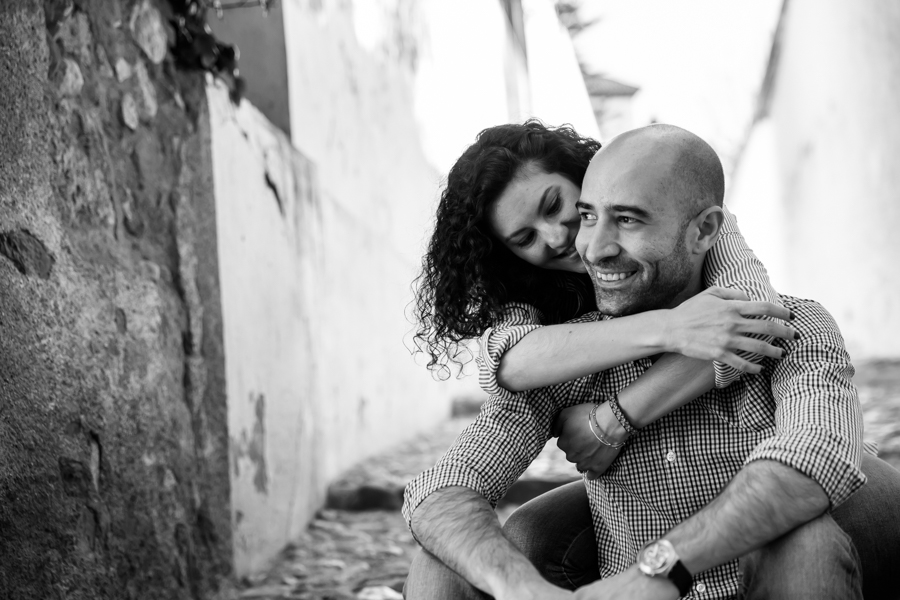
left=476, top=302, right=545, bottom=400
left=403, top=346, right=604, bottom=534
left=743, top=298, right=866, bottom=508
left=704, top=206, right=782, bottom=389
left=401, top=388, right=559, bottom=534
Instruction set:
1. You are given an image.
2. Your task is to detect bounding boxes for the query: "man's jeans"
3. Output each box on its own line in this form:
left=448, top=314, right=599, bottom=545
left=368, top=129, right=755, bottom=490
left=404, top=454, right=900, bottom=599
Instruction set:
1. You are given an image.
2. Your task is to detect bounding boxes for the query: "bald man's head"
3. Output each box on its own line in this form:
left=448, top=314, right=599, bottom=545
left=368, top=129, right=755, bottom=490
left=586, top=124, right=724, bottom=222
left=574, top=124, right=727, bottom=316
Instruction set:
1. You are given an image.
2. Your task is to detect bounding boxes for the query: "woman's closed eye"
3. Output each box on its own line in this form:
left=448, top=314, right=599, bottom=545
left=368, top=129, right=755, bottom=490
left=546, top=194, right=561, bottom=216
left=515, top=231, right=536, bottom=248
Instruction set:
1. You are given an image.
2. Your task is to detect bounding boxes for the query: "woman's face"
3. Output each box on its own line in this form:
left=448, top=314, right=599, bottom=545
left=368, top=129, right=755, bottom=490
left=486, top=164, right=586, bottom=273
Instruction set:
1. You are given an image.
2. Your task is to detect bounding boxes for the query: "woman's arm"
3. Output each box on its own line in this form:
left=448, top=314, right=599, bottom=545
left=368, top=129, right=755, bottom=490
left=491, top=287, right=794, bottom=392
left=704, top=206, right=781, bottom=387
left=554, top=354, right=714, bottom=477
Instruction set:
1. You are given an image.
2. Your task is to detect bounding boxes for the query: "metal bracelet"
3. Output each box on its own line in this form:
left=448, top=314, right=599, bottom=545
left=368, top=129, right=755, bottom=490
left=608, top=392, right=638, bottom=435
left=588, top=403, right=626, bottom=449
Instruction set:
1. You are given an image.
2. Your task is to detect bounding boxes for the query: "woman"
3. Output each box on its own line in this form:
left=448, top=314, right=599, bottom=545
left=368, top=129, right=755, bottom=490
left=407, top=120, right=900, bottom=598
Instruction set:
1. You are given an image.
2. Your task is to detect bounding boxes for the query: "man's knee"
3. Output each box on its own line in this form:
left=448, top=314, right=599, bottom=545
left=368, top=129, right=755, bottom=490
left=404, top=549, right=490, bottom=600
left=739, top=513, right=862, bottom=600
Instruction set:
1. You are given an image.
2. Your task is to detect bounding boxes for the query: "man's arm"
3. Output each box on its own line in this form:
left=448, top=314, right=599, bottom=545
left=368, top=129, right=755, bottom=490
left=573, top=461, right=830, bottom=600
left=403, top=380, right=597, bottom=599
left=665, top=459, right=828, bottom=574
left=411, top=487, right=571, bottom=600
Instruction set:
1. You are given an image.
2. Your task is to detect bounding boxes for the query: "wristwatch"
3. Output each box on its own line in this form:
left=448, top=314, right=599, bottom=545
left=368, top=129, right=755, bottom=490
left=637, top=539, right=693, bottom=596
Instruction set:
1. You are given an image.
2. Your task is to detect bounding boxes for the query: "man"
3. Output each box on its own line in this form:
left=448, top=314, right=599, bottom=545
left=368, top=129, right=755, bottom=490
left=402, top=125, right=888, bottom=599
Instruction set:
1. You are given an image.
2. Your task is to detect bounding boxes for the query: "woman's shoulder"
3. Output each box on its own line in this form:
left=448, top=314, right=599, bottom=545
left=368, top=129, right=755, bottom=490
left=496, top=302, right=546, bottom=327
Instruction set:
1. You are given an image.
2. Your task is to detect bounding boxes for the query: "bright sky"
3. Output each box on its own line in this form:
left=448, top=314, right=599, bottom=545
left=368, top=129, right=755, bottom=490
left=573, top=0, right=783, bottom=174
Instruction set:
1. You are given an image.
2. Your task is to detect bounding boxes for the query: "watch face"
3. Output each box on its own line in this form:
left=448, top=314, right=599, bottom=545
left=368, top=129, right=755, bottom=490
left=639, top=541, right=676, bottom=576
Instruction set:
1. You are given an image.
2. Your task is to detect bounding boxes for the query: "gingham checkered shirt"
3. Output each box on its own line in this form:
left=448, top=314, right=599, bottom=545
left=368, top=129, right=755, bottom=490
left=403, top=295, right=867, bottom=600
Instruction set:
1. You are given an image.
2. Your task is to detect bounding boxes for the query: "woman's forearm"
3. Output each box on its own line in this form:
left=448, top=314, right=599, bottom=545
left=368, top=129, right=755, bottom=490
left=494, top=288, right=793, bottom=394
left=615, top=354, right=715, bottom=429
left=495, top=310, right=670, bottom=392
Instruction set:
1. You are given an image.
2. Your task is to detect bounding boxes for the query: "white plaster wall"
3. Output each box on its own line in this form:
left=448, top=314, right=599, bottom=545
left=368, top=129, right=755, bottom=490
left=523, top=0, right=601, bottom=141
left=214, top=0, right=597, bottom=575
left=763, top=0, right=900, bottom=359
left=726, top=119, right=789, bottom=290
left=209, top=80, right=477, bottom=574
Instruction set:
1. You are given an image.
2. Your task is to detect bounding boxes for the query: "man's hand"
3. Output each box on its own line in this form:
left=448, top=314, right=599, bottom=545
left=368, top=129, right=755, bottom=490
left=553, top=403, right=625, bottom=479
left=573, top=565, right=678, bottom=600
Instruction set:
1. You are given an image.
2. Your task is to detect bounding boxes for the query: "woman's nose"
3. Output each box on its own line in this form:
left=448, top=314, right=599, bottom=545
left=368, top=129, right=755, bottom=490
left=542, top=223, right=570, bottom=252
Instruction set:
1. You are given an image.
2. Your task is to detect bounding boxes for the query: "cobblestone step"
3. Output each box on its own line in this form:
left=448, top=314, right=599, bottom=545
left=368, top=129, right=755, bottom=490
left=325, top=418, right=577, bottom=512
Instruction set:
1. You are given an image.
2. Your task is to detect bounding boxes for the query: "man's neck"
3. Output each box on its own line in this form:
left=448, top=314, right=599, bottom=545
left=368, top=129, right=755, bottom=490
left=665, top=269, right=705, bottom=310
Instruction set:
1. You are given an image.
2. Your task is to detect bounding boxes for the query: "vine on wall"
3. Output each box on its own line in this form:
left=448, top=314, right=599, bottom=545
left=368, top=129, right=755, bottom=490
left=168, top=0, right=274, bottom=102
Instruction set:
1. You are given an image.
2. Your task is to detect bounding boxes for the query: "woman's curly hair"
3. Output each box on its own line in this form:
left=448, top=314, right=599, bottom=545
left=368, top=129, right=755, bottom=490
left=412, top=119, right=602, bottom=377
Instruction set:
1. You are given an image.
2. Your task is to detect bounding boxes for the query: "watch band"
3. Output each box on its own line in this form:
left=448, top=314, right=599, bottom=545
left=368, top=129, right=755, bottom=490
left=667, top=560, right=693, bottom=596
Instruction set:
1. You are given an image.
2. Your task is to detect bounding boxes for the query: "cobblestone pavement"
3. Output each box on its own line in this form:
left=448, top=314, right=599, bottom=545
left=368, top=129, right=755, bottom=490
left=239, top=361, right=900, bottom=599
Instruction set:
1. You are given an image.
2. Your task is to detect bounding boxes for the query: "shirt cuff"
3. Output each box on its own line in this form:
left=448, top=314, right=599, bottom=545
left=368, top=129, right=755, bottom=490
left=744, top=425, right=866, bottom=509
left=402, top=462, right=495, bottom=540
left=477, top=323, right=542, bottom=400
left=713, top=361, right=742, bottom=389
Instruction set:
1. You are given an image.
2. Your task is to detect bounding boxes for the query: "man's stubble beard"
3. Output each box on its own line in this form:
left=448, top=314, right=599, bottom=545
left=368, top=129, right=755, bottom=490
left=592, top=240, right=694, bottom=317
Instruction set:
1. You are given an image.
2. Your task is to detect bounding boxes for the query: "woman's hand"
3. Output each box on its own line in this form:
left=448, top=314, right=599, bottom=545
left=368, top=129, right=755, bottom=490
left=553, top=403, right=627, bottom=479
left=664, top=287, right=796, bottom=374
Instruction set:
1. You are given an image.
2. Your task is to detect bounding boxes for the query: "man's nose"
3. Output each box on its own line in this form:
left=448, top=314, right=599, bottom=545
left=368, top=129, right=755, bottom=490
left=581, top=224, right=619, bottom=264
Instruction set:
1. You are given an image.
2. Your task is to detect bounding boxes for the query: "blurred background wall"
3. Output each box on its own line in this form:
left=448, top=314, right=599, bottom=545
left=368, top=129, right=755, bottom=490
left=728, top=0, right=900, bottom=360
left=207, top=0, right=596, bottom=575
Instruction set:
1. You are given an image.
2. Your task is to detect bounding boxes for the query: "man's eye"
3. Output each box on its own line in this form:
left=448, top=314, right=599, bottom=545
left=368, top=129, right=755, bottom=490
left=617, top=216, right=637, bottom=224
left=580, top=212, right=597, bottom=222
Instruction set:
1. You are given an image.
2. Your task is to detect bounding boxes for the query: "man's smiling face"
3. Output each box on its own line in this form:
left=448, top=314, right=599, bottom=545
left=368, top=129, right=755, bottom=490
left=574, top=134, right=702, bottom=317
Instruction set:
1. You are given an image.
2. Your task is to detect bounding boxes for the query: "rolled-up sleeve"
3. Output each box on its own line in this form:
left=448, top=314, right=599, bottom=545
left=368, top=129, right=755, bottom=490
left=744, top=298, right=865, bottom=508
left=704, top=206, right=782, bottom=388
left=402, top=389, right=557, bottom=532
left=476, top=303, right=545, bottom=400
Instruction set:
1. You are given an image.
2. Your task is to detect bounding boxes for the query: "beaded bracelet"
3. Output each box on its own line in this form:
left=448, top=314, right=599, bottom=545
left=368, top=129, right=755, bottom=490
left=588, top=403, right=626, bottom=449
left=608, top=392, right=638, bottom=435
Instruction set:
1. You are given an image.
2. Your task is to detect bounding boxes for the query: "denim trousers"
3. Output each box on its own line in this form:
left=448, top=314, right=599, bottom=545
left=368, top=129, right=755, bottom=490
left=404, top=454, right=900, bottom=599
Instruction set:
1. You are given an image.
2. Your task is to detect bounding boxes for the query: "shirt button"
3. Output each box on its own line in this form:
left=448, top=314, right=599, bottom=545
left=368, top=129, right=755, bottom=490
left=666, top=450, right=677, bottom=462
left=695, top=582, right=707, bottom=593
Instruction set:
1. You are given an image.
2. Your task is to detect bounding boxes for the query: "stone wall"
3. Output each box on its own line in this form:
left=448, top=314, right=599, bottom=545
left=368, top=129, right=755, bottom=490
left=0, top=1, right=231, bottom=598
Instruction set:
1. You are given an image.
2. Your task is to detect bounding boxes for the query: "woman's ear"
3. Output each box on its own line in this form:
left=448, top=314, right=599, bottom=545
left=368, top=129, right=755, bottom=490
left=689, top=206, right=725, bottom=254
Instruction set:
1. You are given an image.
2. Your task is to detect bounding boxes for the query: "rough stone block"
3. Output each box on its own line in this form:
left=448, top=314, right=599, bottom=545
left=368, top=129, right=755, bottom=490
left=130, top=0, right=168, bottom=65
left=0, top=229, right=55, bottom=279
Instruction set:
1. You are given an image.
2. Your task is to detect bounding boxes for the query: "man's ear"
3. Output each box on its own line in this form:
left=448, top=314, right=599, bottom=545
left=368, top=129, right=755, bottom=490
left=688, top=206, right=724, bottom=254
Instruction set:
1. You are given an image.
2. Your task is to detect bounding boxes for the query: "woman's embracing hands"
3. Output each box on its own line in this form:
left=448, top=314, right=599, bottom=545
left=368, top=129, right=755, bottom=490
left=664, top=287, right=797, bottom=373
